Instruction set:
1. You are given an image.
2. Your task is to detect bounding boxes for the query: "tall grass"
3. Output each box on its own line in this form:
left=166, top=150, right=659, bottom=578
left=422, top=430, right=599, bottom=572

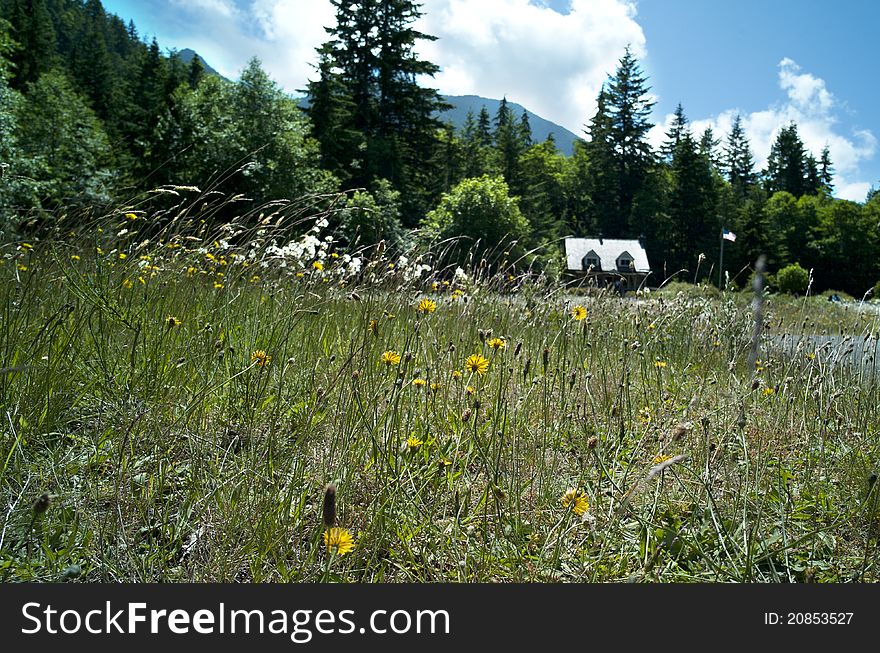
left=1, top=190, right=879, bottom=582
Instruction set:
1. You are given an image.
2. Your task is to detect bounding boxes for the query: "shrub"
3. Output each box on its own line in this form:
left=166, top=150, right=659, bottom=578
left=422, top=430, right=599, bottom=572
left=339, top=179, right=404, bottom=249
left=775, top=263, right=810, bottom=295
left=421, top=175, right=530, bottom=268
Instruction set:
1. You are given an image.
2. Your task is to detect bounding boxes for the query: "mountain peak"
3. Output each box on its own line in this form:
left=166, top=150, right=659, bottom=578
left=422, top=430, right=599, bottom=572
left=178, top=49, right=223, bottom=79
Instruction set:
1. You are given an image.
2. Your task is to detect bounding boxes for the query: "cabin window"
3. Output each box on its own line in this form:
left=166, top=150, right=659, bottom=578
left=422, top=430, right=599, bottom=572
left=617, top=258, right=633, bottom=271
left=585, top=256, right=600, bottom=270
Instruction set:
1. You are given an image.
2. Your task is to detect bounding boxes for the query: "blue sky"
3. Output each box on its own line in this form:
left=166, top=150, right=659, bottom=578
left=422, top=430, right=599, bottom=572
left=101, top=0, right=879, bottom=201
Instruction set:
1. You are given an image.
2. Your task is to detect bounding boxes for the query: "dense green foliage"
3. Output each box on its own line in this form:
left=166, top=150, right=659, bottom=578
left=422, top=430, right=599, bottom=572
left=774, top=262, right=810, bottom=295
left=0, top=0, right=879, bottom=295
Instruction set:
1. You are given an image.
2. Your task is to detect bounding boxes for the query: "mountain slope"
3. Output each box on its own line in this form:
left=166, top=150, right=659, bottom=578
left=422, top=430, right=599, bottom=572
left=178, top=48, right=224, bottom=79
left=439, top=95, right=582, bottom=156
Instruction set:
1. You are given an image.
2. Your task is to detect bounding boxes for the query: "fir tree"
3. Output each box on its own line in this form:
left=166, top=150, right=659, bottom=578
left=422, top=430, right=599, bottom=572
left=724, top=114, right=756, bottom=198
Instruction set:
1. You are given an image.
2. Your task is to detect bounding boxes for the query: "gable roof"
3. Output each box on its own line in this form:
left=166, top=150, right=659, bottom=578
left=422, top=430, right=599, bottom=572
left=564, top=237, right=651, bottom=272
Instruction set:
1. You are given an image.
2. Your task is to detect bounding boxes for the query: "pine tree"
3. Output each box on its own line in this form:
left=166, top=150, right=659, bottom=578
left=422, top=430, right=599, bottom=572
left=667, top=130, right=718, bottom=274
left=493, top=96, right=526, bottom=190
left=308, top=0, right=448, bottom=224
left=187, top=53, right=204, bottom=89
left=589, top=48, right=655, bottom=237
left=699, top=126, right=722, bottom=170
left=765, top=123, right=808, bottom=197
left=4, top=0, right=56, bottom=89
left=460, top=109, right=490, bottom=178
left=661, top=102, right=687, bottom=161
left=476, top=105, right=492, bottom=146
left=805, top=154, right=821, bottom=196
left=724, top=114, right=756, bottom=198
left=819, top=145, right=834, bottom=194
left=519, top=110, right=532, bottom=147
left=582, top=86, right=617, bottom=236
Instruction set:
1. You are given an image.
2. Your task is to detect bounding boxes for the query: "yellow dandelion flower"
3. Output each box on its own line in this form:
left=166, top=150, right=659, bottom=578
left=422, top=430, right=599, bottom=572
left=214, top=282, right=224, bottom=289
left=638, top=407, right=651, bottom=424
left=431, top=282, right=439, bottom=291
left=430, top=382, right=441, bottom=392
left=653, top=453, right=673, bottom=465
left=806, top=352, right=815, bottom=360
left=654, top=360, right=667, bottom=368
left=465, top=354, right=489, bottom=375
left=647, top=322, right=656, bottom=330
left=251, top=350, right=271, bottom=367
left=20, top=243, right=33, bottom=250
left=451, top=289, right=464, bottom=299
left=296, top=272, right=304, bottom=278
left=417, top=298, right=437, bottom=314
left=561, top=488, right=589, bottom=516
left=407, top=436, right=424, bottom=450
left=438, top=457, right=452, bottom=468
left=465, top=385, right=475, bottom=396
left=313, top=261, right=324, bottom=271
left=323, top=527, right=355, bottom=556
left=571, top=305, right=587, bottom=321
left=331, top=252, right=339, bottom=259
left=166, top=316, right=182, bottom=328
left=70, top=255, right=81, bottom=261
left=125, top=213, right=138, bottom=220
left=763, top=387, right=775, bottom=396
left=118, top=252, right=127, bottom=260
left=412, top=378, right=427, bottom=387
left=97, top=247, right=104, bottom=255
left=250, top=275, right=261, bottom=283
left=138, top=276, right=146, bottom=285
left=487, top=337, right=506, bottom=350
left=17, top=264, right=28, bottom=272
left=122, top=279, right=133, bottom=289
left=381, top=350, right=401, bottom=366
left=368, top=319, right=378, bottom=335
left=451, top=370, right=462, bottom=379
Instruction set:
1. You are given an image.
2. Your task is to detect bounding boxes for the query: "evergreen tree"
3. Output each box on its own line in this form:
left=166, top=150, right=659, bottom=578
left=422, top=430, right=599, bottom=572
left=603, top=46, right=655, bottom=236
left=805, top=154, right=821, bottom=196
left=187, top=53, right=204, bottom=89
left=661, top=102, right=687, bottom=161
left=15, top=68, right=114, bottom=207
left=765, top=123, right=808, bottom=197
left=3, top=0, right=56, bottom=89
left=582, top=85, right=617, bottom=236
left=724, top=114, right=756, bottom=198
left=476, top=105, right=492, bottom=146
left=304, top=42, right=364, bottom=183
left=460, top=109, right=491, bottom=178
left=699, top=126, right=722, bottom=170
left=70, top=0, right=116, bottom=123
left=493, top=96, right=526, bottom=191
left=819, top=145, right=834, bottom=194
left=519, top=110, right=532, bottom=147
left=666, top=130, right=718, bottom=274
left=308, top=0, right=449, bottom=225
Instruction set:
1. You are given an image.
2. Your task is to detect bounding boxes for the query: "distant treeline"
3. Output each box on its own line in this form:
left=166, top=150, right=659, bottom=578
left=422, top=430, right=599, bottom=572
left=1, top=0, right=879, bottom=294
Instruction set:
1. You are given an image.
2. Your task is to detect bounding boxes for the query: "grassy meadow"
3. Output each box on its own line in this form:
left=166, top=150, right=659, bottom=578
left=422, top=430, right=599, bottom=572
left=2, top=196, right=880, bottom=583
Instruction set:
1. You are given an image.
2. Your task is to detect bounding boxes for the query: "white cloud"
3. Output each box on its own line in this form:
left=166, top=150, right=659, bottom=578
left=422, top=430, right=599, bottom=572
left=417, top=0, right=645, bottom=135
left=651, top=59, right=876, bottom=202
left=156, top=0, right=643, bottom=135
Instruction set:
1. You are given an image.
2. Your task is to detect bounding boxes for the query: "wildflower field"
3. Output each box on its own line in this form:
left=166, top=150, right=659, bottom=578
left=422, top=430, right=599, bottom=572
left=2, top=195, right=880, bottom=583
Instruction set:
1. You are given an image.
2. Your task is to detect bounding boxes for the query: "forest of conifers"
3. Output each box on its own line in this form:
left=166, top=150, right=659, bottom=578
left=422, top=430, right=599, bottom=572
left=1, top=0, right=879, bottom=295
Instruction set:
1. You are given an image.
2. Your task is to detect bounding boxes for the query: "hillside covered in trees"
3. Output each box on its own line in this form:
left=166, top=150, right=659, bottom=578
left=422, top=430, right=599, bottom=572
left=1, top=0, right=879, bottom=295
